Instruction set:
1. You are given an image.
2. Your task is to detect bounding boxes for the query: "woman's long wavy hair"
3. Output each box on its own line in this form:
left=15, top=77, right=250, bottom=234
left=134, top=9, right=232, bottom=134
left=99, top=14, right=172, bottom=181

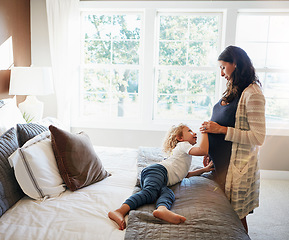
left=218, top=45, right=261, bottom=103
left=163, top=123, right=187, bottom=154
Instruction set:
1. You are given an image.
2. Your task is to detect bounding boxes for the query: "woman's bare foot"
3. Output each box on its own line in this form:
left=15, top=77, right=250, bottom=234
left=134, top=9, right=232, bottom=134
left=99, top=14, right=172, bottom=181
left=153, top=206, right=186, bottom=224
left=108, top=210, right=126, bottom=230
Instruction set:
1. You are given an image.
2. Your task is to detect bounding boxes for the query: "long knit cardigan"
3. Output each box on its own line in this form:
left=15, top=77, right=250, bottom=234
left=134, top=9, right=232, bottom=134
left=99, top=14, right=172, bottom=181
left=224, top=83, right=266, bottom=219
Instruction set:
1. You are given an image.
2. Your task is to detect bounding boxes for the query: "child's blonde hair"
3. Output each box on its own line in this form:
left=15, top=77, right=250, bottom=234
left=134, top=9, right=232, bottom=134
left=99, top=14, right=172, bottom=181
left=163, top=123, right=187, bottom=154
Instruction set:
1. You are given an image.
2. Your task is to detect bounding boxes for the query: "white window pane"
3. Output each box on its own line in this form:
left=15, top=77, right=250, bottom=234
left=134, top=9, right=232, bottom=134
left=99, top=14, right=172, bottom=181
left=258, top=72, right=289, bottom=123
left=268, top=16, right=289, bottom=42
left=187, top=71, right=216, bottom=96
left=83, top=15, right=112, bottom=40
left=112, top=41, right=140, bottom=64
left=81, top=12, right=141, bottom=120
left=263, top=73, right=289, bottom=99
left=84, top=40, right=111, bottom=64
left=189, top=16, right=219, bottom=41
left=186, top=95, right=213, bottom=120
left=159, top=41, right=187, bottom=65
left=236, top=15, right=269, bottom=42
left=267, top=43, right=289, bottom=68
left=266, top=98, right=289, bottom=123
left=83, top=94, right=110, bottom=117
left=83, top=68, right=110, bottom=92
left=188, top=41, right=218, bottom=67
left=156, top=12, right=220, bottom=121
left=157, top=69, right=187, bottom=94
left=155, top=95, right=186, bottom=120
left=237, top=42, right=267, bottom=68
left=111, top=93, right=139, bottom=118
left=113, top=15, right=141, bottom=40
left=159, top=16, right=188, bottom=40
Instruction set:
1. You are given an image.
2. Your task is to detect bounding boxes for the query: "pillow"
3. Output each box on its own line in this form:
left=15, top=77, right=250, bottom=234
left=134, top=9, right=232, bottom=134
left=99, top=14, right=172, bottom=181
left=0, top=97, right=26, bottom=135
left=0, top=128, right=24, bottom=217
left=8, top=131, right=66, bottom=200
left=17, top=123, right=48, bottom=147
left=49, top=125, right=110, bottom=191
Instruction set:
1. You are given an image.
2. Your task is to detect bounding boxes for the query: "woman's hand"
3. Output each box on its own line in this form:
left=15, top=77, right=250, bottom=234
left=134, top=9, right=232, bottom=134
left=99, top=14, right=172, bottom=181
left=200, top=121, right=228, bottom=134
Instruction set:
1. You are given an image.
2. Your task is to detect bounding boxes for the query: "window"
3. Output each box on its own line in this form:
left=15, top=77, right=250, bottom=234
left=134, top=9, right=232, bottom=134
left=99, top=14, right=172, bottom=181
left=79, top=9, right=222, bottom=128
left=236, top=13, right=289, bottom=125
left=81, top=12, right=142, bottom=120
left=155, top=13, right=221, bottom=121
left=77, top=1, right=289, bottom=131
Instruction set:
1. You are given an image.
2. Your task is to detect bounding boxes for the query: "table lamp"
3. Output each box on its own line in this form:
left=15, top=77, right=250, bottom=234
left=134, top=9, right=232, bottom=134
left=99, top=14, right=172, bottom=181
left=9, top=67, right=54, bottom=122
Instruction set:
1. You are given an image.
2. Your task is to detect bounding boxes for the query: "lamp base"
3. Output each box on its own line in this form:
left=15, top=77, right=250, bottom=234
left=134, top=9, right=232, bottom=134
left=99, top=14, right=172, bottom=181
left=18, top=96, right=44, bottom=122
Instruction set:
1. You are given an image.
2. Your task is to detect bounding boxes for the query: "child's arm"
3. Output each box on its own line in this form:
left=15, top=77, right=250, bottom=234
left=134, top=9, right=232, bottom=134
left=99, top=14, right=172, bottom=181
left=186, top=161, right=214, bottom=178
left=188, top=133, right=208, bottom=156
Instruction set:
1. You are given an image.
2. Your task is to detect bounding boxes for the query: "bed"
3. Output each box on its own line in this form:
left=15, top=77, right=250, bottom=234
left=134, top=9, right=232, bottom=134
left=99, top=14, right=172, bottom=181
left=0, top=98, right=250, bottom=240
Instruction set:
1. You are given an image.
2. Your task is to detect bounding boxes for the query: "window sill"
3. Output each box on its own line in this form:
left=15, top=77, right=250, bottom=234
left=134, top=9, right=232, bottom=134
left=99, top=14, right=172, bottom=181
left=71, top=118, right=289, bottom=136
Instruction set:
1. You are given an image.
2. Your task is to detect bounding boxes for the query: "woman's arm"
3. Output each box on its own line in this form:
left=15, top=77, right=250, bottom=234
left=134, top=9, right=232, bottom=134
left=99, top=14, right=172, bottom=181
left=225, top=92, right=266, bottom=146
left=188, top=133, right=208, bottom=156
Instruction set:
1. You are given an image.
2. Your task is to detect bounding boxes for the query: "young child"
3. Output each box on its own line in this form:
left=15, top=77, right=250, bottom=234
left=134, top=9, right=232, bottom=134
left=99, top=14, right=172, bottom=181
left=108, top=123, right=214, bottom=230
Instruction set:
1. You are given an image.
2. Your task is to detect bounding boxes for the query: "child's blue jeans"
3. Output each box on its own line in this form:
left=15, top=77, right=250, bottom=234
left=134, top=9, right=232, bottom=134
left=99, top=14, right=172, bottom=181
left=124, top=164, right=175, bottom=210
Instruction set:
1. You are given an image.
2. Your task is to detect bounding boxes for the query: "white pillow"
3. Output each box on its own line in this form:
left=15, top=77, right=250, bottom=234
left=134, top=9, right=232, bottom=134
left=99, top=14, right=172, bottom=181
left=0, top=97, right=26, bottom=135
left=9, top=131, right=66, bottom=200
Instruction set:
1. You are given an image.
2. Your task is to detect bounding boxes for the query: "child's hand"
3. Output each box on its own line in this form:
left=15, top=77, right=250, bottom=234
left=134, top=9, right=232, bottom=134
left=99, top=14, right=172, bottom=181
left=204, top=161, right=214, bottom=172
left=203, top=155, right=210, bottom=167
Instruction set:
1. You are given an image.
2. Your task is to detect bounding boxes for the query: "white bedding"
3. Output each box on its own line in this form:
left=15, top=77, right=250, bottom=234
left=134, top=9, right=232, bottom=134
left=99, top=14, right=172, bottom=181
left=0, top=146, right=138, bottom=240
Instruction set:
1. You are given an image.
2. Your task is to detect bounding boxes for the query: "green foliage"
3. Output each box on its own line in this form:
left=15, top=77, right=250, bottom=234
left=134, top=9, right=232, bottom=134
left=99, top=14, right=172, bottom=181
left=82, top=12, right=219, bottom=119
left=23, top=112, right=34, bottom=123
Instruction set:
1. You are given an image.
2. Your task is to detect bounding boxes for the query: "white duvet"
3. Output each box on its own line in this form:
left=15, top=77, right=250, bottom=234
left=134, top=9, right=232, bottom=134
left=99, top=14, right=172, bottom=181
left=0, top=146, right=138, bottom=240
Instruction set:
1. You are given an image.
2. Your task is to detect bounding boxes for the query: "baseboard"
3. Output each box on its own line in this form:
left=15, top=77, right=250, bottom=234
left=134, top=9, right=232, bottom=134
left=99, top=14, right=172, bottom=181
left=260, top=170, right=289, bottom=180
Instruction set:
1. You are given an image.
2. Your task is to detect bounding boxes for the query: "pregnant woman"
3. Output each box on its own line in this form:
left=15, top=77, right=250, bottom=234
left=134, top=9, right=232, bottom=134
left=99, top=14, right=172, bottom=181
left=200, top=45, right=266, bottom=232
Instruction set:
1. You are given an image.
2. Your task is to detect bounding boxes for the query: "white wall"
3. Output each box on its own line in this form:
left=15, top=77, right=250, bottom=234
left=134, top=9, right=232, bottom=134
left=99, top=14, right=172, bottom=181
left=31, top=0, right=289, bottom=171
left=30, top=0, right=57, bottom=118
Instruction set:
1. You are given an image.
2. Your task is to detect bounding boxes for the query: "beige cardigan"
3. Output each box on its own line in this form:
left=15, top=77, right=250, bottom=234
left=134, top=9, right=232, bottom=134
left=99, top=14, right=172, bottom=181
left=224, top=83, right=266, bottom=219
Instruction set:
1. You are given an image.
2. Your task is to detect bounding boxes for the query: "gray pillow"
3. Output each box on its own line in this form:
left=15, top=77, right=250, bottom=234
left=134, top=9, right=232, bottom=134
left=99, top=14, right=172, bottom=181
left=17, top=123, right=48, bottom=147
left=0, top=128, right=24, bottom=217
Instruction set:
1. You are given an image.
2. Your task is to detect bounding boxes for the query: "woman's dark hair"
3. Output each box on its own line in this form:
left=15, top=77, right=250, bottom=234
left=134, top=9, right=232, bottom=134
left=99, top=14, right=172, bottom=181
left=218, top=45, right=261, bottom=103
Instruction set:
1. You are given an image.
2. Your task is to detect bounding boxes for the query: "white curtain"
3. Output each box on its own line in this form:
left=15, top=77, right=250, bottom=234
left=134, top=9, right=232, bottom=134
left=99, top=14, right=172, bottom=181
left=46, top=0, right=79, bottom=130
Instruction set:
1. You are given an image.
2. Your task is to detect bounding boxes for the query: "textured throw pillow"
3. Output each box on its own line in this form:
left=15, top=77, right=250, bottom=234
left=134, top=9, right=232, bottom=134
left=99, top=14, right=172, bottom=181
left=8, top=131, right=66, bottom=200
left=0, top=100, right=4, bottom=108
left=0, top=98, right=26, bottom=135
left=0, top=128, right=24, bottom=217
left=17, top=123, right=48, bottom=147
left=49, top=125, right=110, bottom=191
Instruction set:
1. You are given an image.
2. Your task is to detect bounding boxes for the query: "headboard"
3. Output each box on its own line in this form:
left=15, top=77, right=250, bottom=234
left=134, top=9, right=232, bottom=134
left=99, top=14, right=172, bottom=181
left=0, top=70, right=11, bottom=99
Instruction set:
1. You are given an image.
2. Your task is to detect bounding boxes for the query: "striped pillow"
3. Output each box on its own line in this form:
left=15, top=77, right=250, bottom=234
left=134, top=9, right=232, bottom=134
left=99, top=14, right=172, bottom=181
left=8, top=131, right=66, bottom=200
left=0, top=128, right=24, bottom=217
left=17, top=123, right=48, bottom=147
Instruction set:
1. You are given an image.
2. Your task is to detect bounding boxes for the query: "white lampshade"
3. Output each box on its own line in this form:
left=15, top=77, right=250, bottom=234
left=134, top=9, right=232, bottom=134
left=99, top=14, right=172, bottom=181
left=9, top=67, right=54, bottom=122
left=9, top=67, right=54, bottom=95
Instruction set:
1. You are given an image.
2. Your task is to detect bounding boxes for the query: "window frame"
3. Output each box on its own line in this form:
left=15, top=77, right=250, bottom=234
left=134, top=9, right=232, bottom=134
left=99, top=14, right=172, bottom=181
left=73, top=1, right=289, bottom=135
left=235, top=11, right=289, bottom=131
left=154, top=11, right=223, bottom=122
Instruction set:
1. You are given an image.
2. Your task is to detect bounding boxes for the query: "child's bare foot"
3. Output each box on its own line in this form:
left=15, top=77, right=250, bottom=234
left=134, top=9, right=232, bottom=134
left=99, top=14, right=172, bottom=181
left=108, top=210, right=126, bottom=230
left=153, top=206, right=186, bottom=224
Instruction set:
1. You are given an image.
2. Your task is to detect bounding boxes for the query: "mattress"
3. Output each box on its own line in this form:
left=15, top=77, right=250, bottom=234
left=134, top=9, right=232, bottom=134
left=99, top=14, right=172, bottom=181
left=0, top=146, right=138, bottom=240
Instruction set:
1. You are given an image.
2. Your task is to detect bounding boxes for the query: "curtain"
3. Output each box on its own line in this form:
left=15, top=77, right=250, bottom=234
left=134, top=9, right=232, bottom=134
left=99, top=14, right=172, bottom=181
left=46, top=0, right=79, bottom=130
